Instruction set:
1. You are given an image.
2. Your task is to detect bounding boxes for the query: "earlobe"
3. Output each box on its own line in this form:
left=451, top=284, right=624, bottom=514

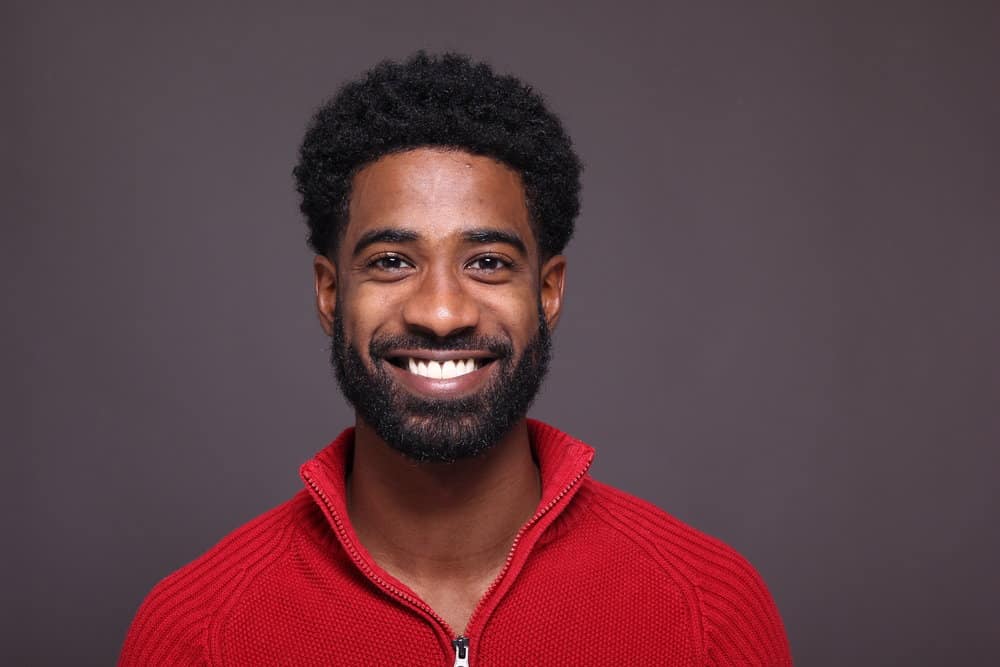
left=313, top=255, right=338, bottom=336
left=539, top=254, right=567, bottom=331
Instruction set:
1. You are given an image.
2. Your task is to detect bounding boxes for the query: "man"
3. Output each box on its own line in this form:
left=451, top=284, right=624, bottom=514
left=120, top=52, right=791, bottom=666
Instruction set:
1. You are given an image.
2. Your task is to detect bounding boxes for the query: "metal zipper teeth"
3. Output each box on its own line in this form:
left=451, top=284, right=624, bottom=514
left=304, top=474, right=457, bottom=636
left=465, top=456, right=592, bottom=632
left=305, top=449, right=592, bottom=640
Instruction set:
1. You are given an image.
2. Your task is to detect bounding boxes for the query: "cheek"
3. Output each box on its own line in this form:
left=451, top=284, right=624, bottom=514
left=478, top=288, right=541, bottom=340
left=338, top=291, right=391, bottom=348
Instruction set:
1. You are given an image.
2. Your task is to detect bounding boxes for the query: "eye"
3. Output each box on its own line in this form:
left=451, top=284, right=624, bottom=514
left=465, top=255, right=510, bottom=273
left=367, top=253, right=414, bottom=273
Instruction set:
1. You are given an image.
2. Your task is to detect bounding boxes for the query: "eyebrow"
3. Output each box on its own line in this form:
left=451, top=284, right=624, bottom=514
left=352, top=228, right=421, bottom=257
left=462, top=228, right=527, bottom=255
left=352, top=227, right=528, bottom=257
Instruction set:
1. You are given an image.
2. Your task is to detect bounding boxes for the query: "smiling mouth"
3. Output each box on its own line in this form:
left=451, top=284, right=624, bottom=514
left=387, top=356, right=496, bottom=379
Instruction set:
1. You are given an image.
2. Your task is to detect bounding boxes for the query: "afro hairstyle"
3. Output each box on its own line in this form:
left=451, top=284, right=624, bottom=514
left=293, top=51, right=582, bottom=258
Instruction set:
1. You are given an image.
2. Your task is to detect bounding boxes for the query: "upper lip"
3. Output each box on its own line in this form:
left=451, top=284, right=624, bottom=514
left=384, top=349, right=498, bottom=362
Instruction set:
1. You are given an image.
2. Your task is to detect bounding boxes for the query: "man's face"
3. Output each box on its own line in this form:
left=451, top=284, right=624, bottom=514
left=314, top=148, right=567, bottom=462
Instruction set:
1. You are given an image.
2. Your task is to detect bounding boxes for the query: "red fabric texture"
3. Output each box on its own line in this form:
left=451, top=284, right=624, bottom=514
left=120, top=420, right=792, bottom=665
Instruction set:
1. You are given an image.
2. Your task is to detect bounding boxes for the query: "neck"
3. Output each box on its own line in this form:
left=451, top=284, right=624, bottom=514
left=347, top=418, right=541, bottom=584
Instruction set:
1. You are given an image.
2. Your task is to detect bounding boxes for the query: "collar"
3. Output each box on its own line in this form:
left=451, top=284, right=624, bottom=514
left=298, top=418, right=595, bottom=637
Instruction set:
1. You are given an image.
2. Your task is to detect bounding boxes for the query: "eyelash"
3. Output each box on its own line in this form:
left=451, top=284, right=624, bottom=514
left=364, top=253, right=516, bottom=277
left=367, top=253, right=413, bottom=272
left=465, top=255, right=512, bottom=272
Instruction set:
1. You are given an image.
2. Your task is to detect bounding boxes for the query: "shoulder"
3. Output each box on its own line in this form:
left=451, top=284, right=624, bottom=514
left=118, top=491, right=315, bottom=666
left=576, top=478, right=793, bottom=666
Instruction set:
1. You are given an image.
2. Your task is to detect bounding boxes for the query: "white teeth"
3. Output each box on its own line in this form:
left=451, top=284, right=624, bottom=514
left=405, top=358, right=479, bottom=379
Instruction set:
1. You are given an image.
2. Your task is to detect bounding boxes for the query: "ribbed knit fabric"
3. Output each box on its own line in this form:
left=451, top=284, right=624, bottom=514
left=120, top=420, right=791, bottom=666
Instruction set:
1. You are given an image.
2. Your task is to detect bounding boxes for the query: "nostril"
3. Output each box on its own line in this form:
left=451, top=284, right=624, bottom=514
left=404, top=321, right=478, bottom=342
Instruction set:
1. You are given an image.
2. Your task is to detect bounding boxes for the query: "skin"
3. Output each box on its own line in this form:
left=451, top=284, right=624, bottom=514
left=312, top=147, right=567, bottom=636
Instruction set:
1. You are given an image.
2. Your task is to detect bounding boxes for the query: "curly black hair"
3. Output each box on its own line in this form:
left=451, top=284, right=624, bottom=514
left=293, top=51, right=582, bottom=258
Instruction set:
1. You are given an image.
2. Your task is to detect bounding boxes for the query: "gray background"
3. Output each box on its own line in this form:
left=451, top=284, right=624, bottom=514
left=5, top=1, right=999, bottom=665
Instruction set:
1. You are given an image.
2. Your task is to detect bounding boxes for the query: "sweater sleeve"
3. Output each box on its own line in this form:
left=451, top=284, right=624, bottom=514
left=699, top=548, right=792, bottom=666
left=118, top=572, right=212, bottom=666
left=118, top=495, right=306, bottom=666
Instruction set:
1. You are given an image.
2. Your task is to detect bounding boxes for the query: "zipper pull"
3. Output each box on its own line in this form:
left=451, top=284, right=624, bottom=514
left=452, top=636, right=470, bottom=667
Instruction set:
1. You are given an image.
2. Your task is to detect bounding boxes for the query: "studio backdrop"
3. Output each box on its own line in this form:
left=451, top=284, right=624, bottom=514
left=6, top=2, right=999, bottom=665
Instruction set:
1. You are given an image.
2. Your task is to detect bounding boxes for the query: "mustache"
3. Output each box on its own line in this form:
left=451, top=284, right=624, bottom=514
left=369, top=332, right=514, bottom=359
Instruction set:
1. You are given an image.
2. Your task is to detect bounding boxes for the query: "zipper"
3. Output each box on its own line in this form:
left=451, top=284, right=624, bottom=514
left=463, top=454, right=592, bottom=631
left=452, top=636, right=470, bottom=667
left=303, top=473, right=456, bottom=637
left=304, top=444, right=592, bottom=665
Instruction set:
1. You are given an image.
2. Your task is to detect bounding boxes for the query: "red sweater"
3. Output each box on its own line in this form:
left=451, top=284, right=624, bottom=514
left=120, top=420, right=791, bottom=666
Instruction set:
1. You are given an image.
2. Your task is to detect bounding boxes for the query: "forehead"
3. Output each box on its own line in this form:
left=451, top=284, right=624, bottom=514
left=344, top=148, right=533, bottom=250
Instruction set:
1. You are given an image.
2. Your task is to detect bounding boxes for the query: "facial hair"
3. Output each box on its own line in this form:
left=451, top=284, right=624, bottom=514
left=330, top=304, right=552, bottom=463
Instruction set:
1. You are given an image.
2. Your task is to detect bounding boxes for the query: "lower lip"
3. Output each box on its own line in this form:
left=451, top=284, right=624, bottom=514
left=384, top=360, right=497, bottom=399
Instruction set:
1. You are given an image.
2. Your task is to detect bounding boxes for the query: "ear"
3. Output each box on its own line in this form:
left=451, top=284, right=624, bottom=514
left=313, top=255, right=338, bottom=336
left=539, top=254, right=567, bottom=331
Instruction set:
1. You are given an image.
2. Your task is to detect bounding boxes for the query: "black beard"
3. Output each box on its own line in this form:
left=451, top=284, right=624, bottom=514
left=330, top=305, right=551, bottom=463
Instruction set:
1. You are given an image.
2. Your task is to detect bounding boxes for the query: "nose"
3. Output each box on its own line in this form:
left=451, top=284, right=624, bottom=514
left=401, top=266, right=480, bottom=339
